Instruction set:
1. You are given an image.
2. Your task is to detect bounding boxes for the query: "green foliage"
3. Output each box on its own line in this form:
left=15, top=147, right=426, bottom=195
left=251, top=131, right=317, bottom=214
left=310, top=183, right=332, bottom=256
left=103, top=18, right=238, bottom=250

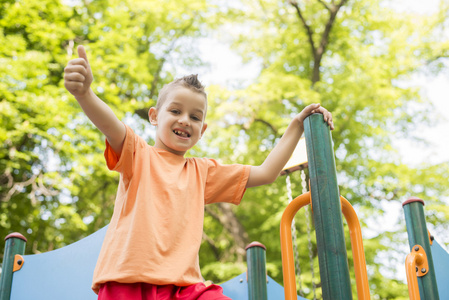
left=201, top=262, right=246, bottom=284
left=1, top=0, right=449, bottom=299
left=0, top=0, right=213, bottom=256
left=200, top=0, right=449, bottom=298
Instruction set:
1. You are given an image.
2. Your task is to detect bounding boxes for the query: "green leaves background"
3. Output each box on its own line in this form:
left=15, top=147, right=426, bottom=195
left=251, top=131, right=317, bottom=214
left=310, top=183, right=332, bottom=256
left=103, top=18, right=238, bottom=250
left=1, top=0, right=448, bottom=299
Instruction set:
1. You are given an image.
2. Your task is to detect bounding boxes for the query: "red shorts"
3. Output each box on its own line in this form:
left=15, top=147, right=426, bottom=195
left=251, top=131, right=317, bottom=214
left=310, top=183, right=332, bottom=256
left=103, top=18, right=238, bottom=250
left=98, top=281, right=231, bottom=300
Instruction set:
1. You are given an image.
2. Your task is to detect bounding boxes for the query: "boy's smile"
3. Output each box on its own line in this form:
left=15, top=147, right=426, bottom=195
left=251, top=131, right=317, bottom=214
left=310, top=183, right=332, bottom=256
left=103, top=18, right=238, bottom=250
left=173, top=129, right=190, bottom=138
left=149, top=86, right=207, bottom=156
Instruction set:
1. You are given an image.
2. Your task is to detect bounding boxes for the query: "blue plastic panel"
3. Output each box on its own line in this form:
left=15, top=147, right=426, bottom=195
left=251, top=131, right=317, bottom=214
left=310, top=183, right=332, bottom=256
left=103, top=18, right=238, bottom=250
left=220, top=272, right=306, bottom=300
left=10, top=226, right=107, bottom=300
left=9, top=226, right=307, bottom=300
left=11, top=225, right=448, bottom=300
left=431, top=240, right=449, bottom=298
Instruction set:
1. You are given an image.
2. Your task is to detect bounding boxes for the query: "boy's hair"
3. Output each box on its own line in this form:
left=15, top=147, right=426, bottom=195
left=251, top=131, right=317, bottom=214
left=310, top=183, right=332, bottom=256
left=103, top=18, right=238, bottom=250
left=156, top=74, right=207, bottom=112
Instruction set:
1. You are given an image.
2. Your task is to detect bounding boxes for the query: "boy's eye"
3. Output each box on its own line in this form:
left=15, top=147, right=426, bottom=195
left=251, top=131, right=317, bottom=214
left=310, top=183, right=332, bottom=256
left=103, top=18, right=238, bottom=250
left=191, top=115, right=201, bottom=121
left=170, top=109, right=180, bottom=114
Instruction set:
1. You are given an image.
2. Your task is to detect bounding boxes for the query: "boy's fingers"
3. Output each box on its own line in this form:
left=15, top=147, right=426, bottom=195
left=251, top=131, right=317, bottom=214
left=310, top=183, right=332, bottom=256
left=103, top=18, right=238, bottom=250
left=315, top=106, right=334, bottom=129
left=64, top=81, right=84, bottom=93
left=307, top=103, right=320, bottom=113
left=77, top=45, right=90, bottom=65
left=65, top=63, right=88, bottom=76
left=64, top=72, right=86, bottom=82
left=326, top=112, right=334, bottom=130
left=67, top=57, right=86, bottom=66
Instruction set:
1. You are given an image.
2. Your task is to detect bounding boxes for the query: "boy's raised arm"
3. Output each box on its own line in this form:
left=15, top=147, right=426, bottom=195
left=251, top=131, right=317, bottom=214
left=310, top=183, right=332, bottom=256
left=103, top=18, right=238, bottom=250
left=246, top=104, right=333, bottom=188
left=64, top=46, right=126, bottom=155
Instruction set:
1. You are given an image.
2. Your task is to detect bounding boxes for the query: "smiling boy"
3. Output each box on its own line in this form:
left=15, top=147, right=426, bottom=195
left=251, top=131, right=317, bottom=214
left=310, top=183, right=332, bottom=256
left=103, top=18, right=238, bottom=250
left=149, top=81, right=208, bottom=156
left=64, top=45, right=333, bottom=300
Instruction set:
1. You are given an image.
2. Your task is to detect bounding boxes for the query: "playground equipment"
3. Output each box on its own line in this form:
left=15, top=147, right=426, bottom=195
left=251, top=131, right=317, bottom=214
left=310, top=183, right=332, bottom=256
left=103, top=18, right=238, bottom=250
left=280, top=114, right=370, bottom=300
left=283, top=167, right=317, bottom=299
left=220, top=242, right=306, bottom=300
left=403, top=197, right=449, bottom=299
left=282, top=135, right=319, bottom=299
left=0, top=225, right=303, bottom=300
left=280, top=113, right=449, bottom=300
left=2, top=113, right=449, bottom=300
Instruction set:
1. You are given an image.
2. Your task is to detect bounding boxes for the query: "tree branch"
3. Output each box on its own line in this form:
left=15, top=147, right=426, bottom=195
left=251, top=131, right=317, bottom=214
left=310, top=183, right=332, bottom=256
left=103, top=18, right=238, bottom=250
left=205, top=204, right=250, bottom=262
left=202, top=231, right=221, bottom=261
left=312, top=0, right=348, bottom=84
left=288, top=1, right=317, bottom=57
left=289, top=0, right=348, bottom=85
left=317, top=0, right=330, bottom=11
left=426, top=53, right=449, bottom=65
left=254, top=118, right=279, bottom=135
left=2, top=174, right=37, bottom=202
left=135, top=107, right=150, bottom=121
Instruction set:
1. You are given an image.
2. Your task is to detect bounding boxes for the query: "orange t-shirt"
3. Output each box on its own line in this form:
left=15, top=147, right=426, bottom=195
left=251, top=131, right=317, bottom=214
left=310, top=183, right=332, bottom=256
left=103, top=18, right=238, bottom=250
left=92, top=125, right=251, bottom=293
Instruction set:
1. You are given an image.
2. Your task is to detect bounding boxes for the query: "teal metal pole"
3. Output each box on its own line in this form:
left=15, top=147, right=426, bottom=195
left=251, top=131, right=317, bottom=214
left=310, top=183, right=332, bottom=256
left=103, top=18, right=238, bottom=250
left=246, top=242, right=268, bottom=300
left=403, top=197, right=439, bottom=300
left=0, top=233, right=27, bottom=300
left=304, top=113, right=352, bottom=300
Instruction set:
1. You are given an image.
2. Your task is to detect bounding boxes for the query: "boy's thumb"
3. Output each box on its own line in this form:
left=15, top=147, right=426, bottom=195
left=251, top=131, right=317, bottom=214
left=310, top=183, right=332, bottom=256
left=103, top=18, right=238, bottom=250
left=77, top=45, right=89, bottom=64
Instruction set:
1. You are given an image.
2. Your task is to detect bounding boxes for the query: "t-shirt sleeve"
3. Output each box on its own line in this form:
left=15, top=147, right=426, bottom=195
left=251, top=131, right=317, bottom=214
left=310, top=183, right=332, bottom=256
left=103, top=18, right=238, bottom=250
left=104, top=124, right=140, bottom=179
left=204, top=159, right=251, bottom=205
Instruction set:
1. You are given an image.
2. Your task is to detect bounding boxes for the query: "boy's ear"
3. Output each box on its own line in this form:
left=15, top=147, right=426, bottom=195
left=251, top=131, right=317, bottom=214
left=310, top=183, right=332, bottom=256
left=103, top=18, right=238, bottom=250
left=200, top=123, right=208, bottom=137
left=148, top=107, right=158, bottom=125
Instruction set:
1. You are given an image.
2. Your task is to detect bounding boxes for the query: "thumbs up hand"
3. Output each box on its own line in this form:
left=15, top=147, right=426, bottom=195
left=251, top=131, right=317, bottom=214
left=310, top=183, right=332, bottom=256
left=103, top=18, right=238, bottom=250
left=64, top=45, right=94, bottom=99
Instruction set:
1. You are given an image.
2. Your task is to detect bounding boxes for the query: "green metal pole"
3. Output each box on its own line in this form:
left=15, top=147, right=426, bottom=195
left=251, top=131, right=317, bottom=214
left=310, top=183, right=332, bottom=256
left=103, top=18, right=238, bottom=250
left=304, top=113, right=352, bottom=300
left=0, top=233, right=27, bottom=300
left=246, top=242, right=268, bottom=300
left=403, top=197, right=439, bottom=300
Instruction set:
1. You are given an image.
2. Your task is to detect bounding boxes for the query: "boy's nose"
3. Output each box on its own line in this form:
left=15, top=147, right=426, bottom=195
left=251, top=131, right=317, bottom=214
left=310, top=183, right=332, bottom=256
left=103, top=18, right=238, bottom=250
left=178, top=115, right=190, bottom=126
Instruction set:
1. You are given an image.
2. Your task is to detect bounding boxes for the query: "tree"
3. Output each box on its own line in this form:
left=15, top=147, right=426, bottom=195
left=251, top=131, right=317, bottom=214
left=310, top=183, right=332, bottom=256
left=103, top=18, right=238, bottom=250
left=1, top=1, right=449, bottom=299
left=198, top=0, right=449, bottom=298
left=0, top=0, right=213, bottom=257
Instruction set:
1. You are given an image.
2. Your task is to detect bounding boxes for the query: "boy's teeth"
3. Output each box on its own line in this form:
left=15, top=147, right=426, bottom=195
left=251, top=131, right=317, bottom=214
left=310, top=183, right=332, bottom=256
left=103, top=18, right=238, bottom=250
left=174, top=130, right=188, bottom=137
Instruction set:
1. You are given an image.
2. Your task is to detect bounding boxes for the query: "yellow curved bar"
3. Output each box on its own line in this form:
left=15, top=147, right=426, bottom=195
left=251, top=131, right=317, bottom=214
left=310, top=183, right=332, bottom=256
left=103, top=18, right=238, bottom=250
left=406, top=252, right=422, bottom=300
left=280, top=192, right=311, bottom=300
left=340, top=196, right=371, bottom=300
left=281, top=194, right=370, bottom=300
left=405, top=245, right=427, bottom=300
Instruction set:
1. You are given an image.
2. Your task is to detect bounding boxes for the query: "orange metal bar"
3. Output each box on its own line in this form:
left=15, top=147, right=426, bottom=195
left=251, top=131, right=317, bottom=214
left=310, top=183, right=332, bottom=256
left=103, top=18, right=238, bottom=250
left=281, top=193, right=371, bottom=300
left=12, top=254, right=24, bottom=272
left=405, top=245, right=428, bottom=300
left=428, top=230, right=434, bottom=246
left=280, top=192, right=311, bottom=300
left=340, top=196, right=371, bottom=300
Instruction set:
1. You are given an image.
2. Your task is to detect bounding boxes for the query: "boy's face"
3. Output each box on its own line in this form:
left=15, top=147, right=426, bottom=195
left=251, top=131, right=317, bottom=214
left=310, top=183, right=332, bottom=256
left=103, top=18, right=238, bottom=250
left=149, top=86, right=207, bottom=156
